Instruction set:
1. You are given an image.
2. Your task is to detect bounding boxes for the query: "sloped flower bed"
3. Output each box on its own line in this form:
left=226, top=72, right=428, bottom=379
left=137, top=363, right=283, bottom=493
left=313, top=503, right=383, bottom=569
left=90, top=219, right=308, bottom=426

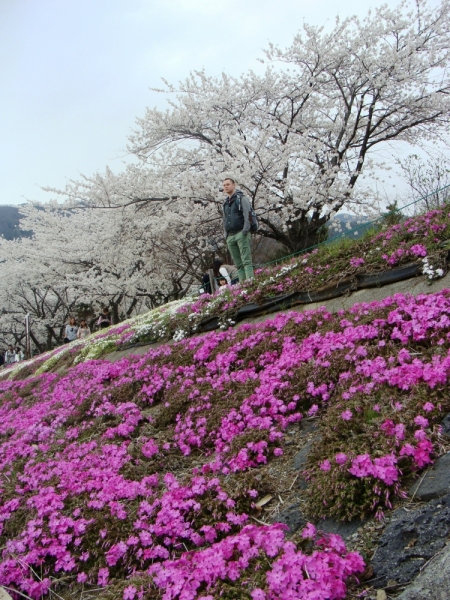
left=1, top=290, right=450, bottom=598
left=170, top=207, right=449, bottom=335
left=2, top=206, right=449, bottom=381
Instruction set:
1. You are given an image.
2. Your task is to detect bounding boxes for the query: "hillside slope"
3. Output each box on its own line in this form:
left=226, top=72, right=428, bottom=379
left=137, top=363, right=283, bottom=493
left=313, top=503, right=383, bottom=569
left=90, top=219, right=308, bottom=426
left=0, top=205, right=31, bottom=240
left=2, top=207, right=450, bottom=599
left=2, top=289, right=450, bottom=599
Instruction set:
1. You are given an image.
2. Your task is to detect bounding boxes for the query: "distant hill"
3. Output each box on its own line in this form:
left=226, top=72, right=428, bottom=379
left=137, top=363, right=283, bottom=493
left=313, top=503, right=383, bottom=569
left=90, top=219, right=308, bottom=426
left=0, top=206, right=374, bottom=245
left=0, top=205, right=32, bottom=240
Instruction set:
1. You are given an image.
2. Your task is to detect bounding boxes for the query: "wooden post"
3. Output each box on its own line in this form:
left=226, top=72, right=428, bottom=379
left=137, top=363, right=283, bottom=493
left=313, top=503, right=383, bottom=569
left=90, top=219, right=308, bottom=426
left=24, top=313, right=31, bottom=359
left=208, top=268, right=218, bottom=293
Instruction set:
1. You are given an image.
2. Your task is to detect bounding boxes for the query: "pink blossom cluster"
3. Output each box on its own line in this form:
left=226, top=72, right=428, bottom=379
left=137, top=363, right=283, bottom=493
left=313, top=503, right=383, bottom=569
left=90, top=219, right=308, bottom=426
left=381, top=243, right=428, bottom=266
left=348, top=454, right=399, bottom=486
left=149, top=523, right=364, bottom=600
left=371, top=210, right=447, bottom=245
left=349, top=257, right=365, bottom=268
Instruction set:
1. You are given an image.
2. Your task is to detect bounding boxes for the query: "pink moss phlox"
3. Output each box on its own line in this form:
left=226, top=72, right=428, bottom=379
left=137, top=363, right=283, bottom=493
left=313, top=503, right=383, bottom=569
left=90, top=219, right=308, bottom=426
left=149, top=523, right=364, bottom=600
left=2, top=290, right=450, bottom=596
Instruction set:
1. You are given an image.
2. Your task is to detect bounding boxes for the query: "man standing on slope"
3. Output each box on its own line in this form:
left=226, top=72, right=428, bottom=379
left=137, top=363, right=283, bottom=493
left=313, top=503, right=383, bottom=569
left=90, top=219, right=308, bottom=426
left=222, top=177, right=254, bottom=282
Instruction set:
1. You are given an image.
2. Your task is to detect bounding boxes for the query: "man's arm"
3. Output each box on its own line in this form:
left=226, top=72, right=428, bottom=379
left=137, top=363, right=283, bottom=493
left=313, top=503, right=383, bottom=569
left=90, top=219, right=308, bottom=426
left=240, top=195, right=252, bottom=235
left=222, top=203, right=228, bottom=238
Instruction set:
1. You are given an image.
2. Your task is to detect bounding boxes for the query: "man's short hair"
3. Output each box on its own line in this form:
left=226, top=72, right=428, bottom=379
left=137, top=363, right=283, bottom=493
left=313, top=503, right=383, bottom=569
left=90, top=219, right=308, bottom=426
left=223, top=177, right=235, bottom=184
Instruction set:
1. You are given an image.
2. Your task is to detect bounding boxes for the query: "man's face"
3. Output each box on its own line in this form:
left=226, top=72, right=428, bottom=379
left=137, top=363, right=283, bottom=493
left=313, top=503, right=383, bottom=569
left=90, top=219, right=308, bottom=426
left=223, top=179, right=236, bottom=196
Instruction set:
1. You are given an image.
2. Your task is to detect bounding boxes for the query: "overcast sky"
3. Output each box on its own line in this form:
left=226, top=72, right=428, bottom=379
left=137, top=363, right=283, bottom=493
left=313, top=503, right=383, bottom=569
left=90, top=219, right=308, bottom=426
left=0, top=0, right=442, bottom=206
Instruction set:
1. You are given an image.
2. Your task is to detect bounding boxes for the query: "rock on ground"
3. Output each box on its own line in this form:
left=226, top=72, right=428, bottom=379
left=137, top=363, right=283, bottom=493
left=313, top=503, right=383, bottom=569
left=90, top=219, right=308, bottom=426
left=394, top=542, right=450, bottom=600
left=293, top=441, right=314, bottom=471
left=409, top=452, right=450, bottom=502
left=274, top=503, right=363, bottom=541
left=317, top=517, right=363, bottom=540
left=440, top=413, right=450, bottom=437
left=275, top=502, right=306, bottom=533
left=371, top=494, right=450, bottom=588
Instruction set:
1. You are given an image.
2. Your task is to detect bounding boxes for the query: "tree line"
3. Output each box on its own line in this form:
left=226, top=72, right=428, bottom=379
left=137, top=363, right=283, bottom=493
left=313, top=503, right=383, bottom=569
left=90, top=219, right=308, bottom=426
left=1, top=0, right=450, bottom=352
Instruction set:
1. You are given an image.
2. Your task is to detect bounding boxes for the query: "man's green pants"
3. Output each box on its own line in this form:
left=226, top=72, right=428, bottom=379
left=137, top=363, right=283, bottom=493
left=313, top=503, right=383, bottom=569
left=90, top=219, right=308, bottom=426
left=226, top=231, right=254, bottom=281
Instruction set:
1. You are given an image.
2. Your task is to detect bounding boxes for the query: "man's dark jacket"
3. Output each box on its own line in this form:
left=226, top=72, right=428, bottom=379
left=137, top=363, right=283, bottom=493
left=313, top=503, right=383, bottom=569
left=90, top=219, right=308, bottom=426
left=223, top=191, right=251, bottom=238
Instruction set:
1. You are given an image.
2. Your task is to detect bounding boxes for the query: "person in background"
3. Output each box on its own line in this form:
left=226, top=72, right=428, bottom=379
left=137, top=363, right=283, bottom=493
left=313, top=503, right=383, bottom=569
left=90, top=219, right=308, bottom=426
left=213, top=259, right=239, bottom=286
left=15, top=346, right=24, bottom=361
left=217, top=277, right=229, bottom=291
left=97, top=307, right=112, bottom=329
left=222, top=177, right=254, bottom=282
left=64, top=317, right=78, bottom=343
left=77, top=320, right=91, bottom=339
left=5, top=345, right=15, bottom=364
left=0, top=351, right=4, bottom=367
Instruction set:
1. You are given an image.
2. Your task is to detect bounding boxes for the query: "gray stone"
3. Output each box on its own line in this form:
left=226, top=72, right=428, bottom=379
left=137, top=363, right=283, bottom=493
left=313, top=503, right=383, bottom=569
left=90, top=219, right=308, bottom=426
left=395, top=543, right=450, bottom=600
left=371, top=494, right=450, bottom=588
left=275, top=503, right=306, bottom=533
left=294, top=431, right=321, bottom=490
left=409, top=452, right=450, bottom=501
left=276, top=504, right=363, bottom=540
left=294, top=441, right=313, bottom=471
left=317, top=517, right=363, bottom=540
left=301, top=418, right=319, bottom=435
left=293, top=441, right=313, bottom=490
left=440, top=413, right=450, bottom=438
left=298, top=477, right=308, bottom=491
left=294, top=431, right=321, bottom=472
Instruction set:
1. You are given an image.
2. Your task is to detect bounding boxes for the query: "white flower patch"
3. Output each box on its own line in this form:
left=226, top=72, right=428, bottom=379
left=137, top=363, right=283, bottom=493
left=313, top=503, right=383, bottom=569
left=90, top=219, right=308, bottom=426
left=74, top=337, right=120, bottom=364
left=259, top=276, right=275, bottom=287
left=275, top=262, right=298, bottom=278
left=422, top=257, right=444, bottom=280
left=173, top=329, right=187, bottom=342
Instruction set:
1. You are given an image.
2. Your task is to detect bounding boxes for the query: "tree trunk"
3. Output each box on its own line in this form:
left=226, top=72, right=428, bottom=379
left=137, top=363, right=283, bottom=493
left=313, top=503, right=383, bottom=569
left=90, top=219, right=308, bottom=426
left=46, top=327, right=53, bottom=352
left=260, top=212, right=329, bottom=255
left=111, top=303, right=120, bottom=325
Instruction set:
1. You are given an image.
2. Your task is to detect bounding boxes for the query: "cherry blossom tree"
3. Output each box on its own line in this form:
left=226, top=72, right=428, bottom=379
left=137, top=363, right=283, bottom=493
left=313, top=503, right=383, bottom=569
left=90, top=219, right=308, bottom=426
left=0, top=197, right=222, bottom=349
left=126, top=0, right=450, bottom=252
left=0, top=234, right=82, bottom=351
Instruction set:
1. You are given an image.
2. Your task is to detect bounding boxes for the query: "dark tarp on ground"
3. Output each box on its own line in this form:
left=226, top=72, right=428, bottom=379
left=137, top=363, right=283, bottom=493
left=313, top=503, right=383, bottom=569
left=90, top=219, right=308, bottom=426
left=196, top=262, right=423, bottom=333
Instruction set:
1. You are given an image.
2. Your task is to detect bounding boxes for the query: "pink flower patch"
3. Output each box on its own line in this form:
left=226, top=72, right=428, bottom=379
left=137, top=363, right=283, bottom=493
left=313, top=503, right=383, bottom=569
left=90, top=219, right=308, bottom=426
left=414, top=415, right=429, bottom=428
left=123, top=586, right=137, bottom=600
left=142, top=439, right=159, bottom=458
left=301, top=523, right=317, bottom=538
left=350, top=257, right=365, bottom=268
left=335, top=453, right=348, bottom=465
